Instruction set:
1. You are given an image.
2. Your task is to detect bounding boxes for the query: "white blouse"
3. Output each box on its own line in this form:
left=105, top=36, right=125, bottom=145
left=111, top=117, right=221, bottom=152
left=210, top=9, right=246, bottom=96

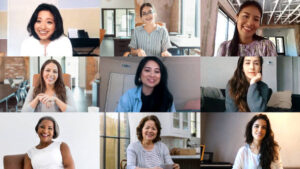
left=27, top=141, right=64, bottom=169
left=21, top=35, right=72, bottom=56
left=233, top=144, right=283, bottom=169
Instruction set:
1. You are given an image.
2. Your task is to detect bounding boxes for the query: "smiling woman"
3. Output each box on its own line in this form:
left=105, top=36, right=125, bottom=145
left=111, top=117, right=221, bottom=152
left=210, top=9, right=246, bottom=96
left=225, top=56, right=270, bottom=112
left=22, top=59, right=77, bottom=112
left=129, top=3, right=172, bottom=57
left=24, top=116, right=75, bottom=169
left=232, top=114, right=283, bottom=169
left=216, top=1, right=277, bottom=56
left=126, top=115, right=180, bottom=169
left=115, top=57, right=175, bottom=112
left=20, top=3, right=72, bottom=56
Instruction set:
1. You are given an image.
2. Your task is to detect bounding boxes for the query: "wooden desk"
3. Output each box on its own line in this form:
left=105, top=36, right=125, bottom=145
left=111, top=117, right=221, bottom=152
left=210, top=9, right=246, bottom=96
left=0, top=84, right=17, bottom=112
left=170, top=36, right=200, bottom=55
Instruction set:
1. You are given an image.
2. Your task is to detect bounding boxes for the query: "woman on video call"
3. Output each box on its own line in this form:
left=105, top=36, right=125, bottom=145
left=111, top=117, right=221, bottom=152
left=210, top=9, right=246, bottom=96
left=21, top=3, right=72, bottom=56
left=233, top=113, right=282, bottom=169
left=115, top=57, right=175, bottom=112
left=127, top=115, right=180, bottom=169
left=226, top=56, right=270, bottom=112
left=24, top=116, right=75, bottom=169
left=22, top=59, right=77, bottom=112
left=129, top=3, right=172, bottom=57
left=217, top=1, right=277, bottom=56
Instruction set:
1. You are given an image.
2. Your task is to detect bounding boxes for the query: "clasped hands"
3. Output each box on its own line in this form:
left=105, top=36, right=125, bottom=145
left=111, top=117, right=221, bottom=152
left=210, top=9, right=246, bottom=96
left=35, top=93, right=56, bottom=108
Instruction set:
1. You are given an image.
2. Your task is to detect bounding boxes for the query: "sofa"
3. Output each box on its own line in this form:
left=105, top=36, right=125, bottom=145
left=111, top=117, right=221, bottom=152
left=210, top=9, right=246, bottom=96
left=201, top=87, right=300, bottom=112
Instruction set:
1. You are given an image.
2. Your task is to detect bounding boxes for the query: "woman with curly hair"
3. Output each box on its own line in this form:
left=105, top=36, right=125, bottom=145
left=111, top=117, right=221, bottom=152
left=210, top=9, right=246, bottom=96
left=233, top=114, right=282, bottom=169
left=226, top=56, right=270, bottom=112
left=22, top=59, right=76, bottom=112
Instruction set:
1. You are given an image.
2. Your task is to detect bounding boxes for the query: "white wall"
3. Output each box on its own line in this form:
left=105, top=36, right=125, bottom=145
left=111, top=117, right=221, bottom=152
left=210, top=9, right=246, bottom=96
left=78, top=57, right=86, bottom=88
left=263, top=28, right=297, bottom=56
left=201, top=113, right=300, bottom=168
left=7, top=0, right=58, bottom=56
left=58, top=0, right=99, bottom=9
left=277, top=57, right=300, bottom=94
left=200, top=57, right=277, bottom=92
left=0, top=113, right=100, bottom=169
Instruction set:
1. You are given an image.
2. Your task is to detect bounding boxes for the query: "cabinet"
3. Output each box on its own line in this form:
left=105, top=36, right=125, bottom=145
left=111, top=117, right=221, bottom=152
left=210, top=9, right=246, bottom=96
left=128, top=113, right=191, bottom=143
left=113, top=37, right=131, bottom=56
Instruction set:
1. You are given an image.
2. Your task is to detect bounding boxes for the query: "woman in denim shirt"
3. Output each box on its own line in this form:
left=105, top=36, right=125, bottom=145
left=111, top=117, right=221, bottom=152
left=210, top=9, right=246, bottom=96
left=116, top=57, right=175, bottom=112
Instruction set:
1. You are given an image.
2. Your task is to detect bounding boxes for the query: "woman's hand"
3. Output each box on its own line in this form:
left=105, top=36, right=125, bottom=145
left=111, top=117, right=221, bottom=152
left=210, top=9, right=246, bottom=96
left=173, top=163, right=180, bottom=169
left=38, top=94, right=55, bottom=108
left=250, top=73, right=262, bottom=85
left=137, top=49, right=147, bottom=57
left=161, top=50, right=172, bottom=57
left=151, top=167, right=163, bottom=169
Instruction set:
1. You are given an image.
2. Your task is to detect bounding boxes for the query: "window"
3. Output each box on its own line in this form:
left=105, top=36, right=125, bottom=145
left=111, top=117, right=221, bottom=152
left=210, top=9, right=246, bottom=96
left=266, top=36, right=285, bottom=55
left=214, top=9, right=235, bottom=56
left=181, top=0, right=200, bottom=37
left=102, top=9, right=135, bottom=37
left=100, top=113, right=130, bottom=169
left=191, top=112, right=200, bottom=137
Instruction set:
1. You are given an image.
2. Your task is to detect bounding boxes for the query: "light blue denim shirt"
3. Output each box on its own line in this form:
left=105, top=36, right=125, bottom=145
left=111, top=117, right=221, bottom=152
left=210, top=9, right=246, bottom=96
left=115, top=86, right=176, bottom=112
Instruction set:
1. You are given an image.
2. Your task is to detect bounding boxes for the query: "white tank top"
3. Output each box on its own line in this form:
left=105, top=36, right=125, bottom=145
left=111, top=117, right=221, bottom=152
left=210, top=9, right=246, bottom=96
left=27, top=141, right=64, bottom=169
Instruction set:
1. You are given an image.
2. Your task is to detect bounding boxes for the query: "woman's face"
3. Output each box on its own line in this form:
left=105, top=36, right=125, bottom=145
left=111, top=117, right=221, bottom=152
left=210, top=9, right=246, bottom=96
left=243, top=56, right=261, bottom=81
left=37, top=119, right=54, bottom=143
left=141, top=6, right=155, bottom=24
left=43, top=62, right=58, bottom=86
left=236, top=5, right=261, bottom=40
left=252, top=119, right=267, bottom=142
left=141, top=60, right=161, bottom=89
left=34, top=10, right=56, bottom=41
left=142, top=120, right=158, bottom=142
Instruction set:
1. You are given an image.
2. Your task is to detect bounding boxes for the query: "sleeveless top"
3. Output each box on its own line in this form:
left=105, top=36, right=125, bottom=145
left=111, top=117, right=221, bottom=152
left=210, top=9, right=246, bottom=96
left=27, top=141, right=64, bottom=169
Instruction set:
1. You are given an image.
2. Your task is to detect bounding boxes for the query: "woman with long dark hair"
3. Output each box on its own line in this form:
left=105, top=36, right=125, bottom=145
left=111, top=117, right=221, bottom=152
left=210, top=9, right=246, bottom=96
left=21, top=3, right=72, bottom=56
left=129, top=3, right=172, bottom=57
left=226, top=56, right=270, bottom=112
left=233, top=114, right=282, bottom=169
left=115, top=57, right=175, bottom=112
left=217, top=1, right=277, bottom=56
left=22, top=59, right=76, bottom=112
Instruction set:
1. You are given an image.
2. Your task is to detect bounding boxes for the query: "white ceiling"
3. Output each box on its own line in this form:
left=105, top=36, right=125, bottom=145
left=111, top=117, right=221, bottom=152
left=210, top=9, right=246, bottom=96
left=227, top=0, right=300, bottom=25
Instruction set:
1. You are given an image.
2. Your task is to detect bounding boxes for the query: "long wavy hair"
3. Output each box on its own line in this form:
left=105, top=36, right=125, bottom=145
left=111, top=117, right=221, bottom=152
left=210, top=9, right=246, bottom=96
left=228, top=57, right=263, bottom=112
left=135, top=57, right=173, bottom=112
left=229, top=1, right=266, bottom=56
left=245, top=114, right=279, bottom=169
left=33, top=59, right=67, bottom=105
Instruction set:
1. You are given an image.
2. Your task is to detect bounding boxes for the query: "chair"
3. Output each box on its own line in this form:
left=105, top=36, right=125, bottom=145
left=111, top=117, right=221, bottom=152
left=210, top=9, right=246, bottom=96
left=135, top=21, right=165, bottom=27
left=8, top=81, right=28, bottom=112
left=100, top=29, right=106, bottom=45
left=3, top=154, right=25, bottom=169
left=32, top=74, right=71, bottom=89
left=120, top=159, right=127, bottom=169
